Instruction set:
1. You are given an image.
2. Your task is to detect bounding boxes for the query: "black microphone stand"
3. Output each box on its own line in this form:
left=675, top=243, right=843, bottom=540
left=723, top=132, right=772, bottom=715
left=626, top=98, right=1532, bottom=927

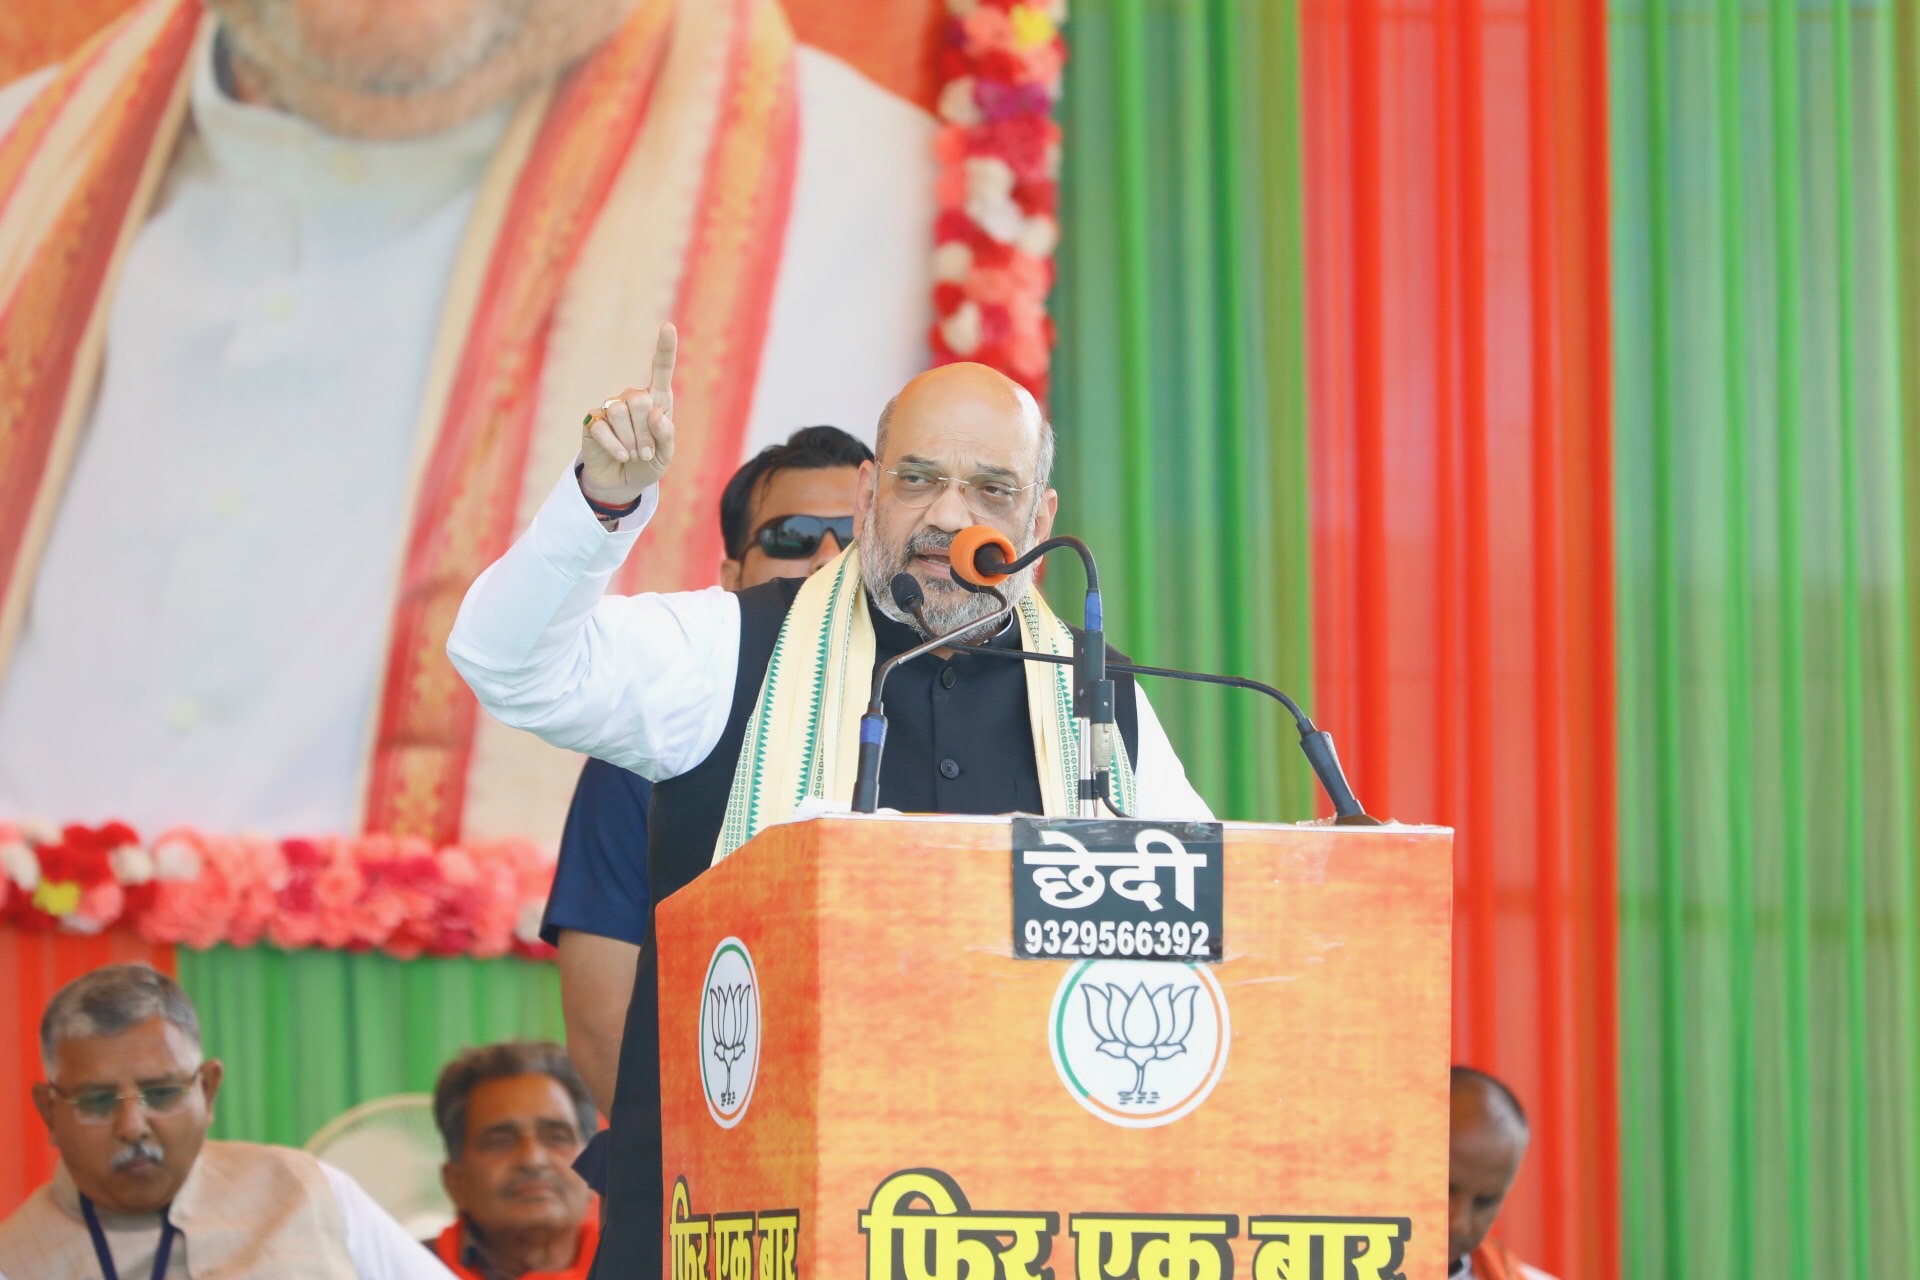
left=916, top=633, right=1375, bottom=823
left=963, top=535, right=1115, bottom=818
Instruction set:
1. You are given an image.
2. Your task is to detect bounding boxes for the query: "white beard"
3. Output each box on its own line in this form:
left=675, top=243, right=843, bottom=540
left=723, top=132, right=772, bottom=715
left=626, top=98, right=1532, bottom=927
left=858, top=505, right=1039, bottom=643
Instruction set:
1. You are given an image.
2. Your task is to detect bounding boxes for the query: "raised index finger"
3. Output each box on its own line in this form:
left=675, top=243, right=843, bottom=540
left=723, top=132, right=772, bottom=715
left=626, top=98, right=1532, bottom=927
left=649, top=322, right=678, bottom=409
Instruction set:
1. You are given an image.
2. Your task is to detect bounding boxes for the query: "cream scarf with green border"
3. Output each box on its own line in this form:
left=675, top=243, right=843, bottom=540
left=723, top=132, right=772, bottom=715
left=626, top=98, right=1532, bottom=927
left=713, top=544, right=1138, bottom=862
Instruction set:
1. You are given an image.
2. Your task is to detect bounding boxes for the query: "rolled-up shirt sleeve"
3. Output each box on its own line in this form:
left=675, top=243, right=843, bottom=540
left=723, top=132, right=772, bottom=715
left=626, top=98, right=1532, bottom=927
left=447, top=469, right=741, bottom=781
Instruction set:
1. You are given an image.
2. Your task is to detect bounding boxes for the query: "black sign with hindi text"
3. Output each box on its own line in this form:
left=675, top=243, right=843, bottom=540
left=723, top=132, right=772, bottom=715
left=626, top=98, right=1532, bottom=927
left=1011, top=818, right=1224, bottom=962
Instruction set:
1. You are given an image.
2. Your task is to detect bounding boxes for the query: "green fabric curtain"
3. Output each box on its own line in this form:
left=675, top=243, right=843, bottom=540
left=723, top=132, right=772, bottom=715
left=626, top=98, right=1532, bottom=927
left=1051, top=0, right=1313, bottom=823
left=178, top=947, right=563, bottom=1146
left=1609, top=1, right=1917, bottom=1276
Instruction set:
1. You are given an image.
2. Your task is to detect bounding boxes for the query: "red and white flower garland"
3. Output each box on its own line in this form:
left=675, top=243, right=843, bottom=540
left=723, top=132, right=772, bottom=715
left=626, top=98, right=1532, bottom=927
left=931, top=0, right=1068, bottom=402
left=0, top=820, right=558, bottom=961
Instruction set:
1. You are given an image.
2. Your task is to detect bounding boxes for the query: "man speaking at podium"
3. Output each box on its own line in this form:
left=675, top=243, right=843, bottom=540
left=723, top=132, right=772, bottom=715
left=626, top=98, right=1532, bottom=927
left=447, top=325, right=1211, bottom=1271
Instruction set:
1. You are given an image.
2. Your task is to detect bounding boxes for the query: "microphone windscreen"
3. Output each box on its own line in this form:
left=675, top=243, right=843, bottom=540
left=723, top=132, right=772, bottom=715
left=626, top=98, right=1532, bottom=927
left=889, top=572, right=925, bottom=613
left=949, top=525, right=1015, bottom=587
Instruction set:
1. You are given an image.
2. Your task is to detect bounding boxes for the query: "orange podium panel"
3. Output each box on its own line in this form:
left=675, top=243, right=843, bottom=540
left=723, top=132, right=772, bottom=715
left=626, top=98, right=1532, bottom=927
left=655, top=815, right=1453, bottom=1279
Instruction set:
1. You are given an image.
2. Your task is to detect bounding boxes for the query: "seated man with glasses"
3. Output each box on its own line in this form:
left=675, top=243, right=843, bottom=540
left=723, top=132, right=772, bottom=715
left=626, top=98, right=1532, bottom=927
left=538, top=425, right=870, bottom=1193
left=0, top=964, right=452, bottom=1279
left=449, top=356, right=1210, bottom=1273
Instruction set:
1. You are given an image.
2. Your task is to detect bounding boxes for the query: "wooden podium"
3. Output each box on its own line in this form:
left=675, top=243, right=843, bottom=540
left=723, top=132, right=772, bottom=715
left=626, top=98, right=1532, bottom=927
left=654, top=815, right=1453, bottom=1279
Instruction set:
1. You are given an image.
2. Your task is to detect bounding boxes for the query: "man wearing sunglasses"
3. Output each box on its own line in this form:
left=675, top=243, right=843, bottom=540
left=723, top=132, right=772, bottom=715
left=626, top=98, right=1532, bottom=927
left=538, top=426, right=871, bottom=1191
left=1, top=964, right=452, bottom=1278
left=717, top=425, right=873, bottom=592
left=449, top=343, right=1209, bottom=1274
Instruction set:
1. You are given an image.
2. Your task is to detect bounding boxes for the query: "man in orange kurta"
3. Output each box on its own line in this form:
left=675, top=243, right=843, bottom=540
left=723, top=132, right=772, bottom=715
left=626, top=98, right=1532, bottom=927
left=431, top=1043, right=600, bottom=1280
left=1450, top=1066, right=1560, bottom=1280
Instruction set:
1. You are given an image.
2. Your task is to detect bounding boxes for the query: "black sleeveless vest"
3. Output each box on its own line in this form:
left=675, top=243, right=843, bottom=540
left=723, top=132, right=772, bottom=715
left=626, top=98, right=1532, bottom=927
left=589, top=581, right=1139, bottom=1277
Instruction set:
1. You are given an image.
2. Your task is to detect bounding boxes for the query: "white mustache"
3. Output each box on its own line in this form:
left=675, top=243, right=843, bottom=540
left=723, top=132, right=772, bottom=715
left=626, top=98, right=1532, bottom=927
left=112, top=1142, right=164, bottom=1171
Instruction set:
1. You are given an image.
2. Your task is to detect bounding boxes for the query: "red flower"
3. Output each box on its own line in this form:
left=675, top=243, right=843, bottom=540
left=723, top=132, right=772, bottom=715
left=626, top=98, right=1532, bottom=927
left=976, top=301, right=1013, bottom=349
left=934, top=125, right=971, bottom=166
left=935, top=209, right=978, bottom=245
left=970, top=236, right=1015, bottom=269
left=969, top=116, right=1058, bottom=179
left=961, top=7, right=1014, bottom=52
left=975, top=49, right=1027, bottom=86
left=933, top=281, right=968, bottom=314
left=1013, top=181, right=1058, bottom=217
left=40, top=826, right=115, bottom=890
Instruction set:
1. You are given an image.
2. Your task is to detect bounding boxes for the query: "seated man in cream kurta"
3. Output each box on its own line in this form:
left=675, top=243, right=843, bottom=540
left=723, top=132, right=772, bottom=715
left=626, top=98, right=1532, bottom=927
left=0, top=964, right=451, bottom=1279
left=0, top=0, right=934, bottom=850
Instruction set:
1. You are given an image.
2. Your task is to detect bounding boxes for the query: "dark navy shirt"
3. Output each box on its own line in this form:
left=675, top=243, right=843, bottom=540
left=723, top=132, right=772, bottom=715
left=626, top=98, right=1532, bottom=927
left=538, top=756, right=653, bottom=948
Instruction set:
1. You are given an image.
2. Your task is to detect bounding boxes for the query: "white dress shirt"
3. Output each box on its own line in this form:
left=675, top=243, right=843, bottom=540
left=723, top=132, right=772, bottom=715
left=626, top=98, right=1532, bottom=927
left=0, top=34, right=933, bottom=835
left=448, top=471, right=1214, bottom=820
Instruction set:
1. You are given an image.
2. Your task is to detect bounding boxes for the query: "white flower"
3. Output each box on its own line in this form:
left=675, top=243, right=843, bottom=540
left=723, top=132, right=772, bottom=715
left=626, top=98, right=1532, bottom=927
left=1015, top=213, right=1059, bottom=257
left=937, top=76, right=981, bottom=127
left=932, top=241, right=974, bottom=282
left=965, top=156, right=1017, bottom=203
left=965, top=161, right=1025, bottom=244
left=969, top=198, right=1026, bottom=245
left=940, top=302, right=982, bottom=355
left=154, top=839, right=203, bottom=882
left=0, top=841, right=39, bottom=893
left=20, top=817, right=58, bottom=846
left=110, top=843, right=155, bottom=885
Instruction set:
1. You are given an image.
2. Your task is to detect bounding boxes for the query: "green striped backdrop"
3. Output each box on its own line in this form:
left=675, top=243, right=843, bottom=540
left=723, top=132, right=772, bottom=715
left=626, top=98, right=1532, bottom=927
left=1609, top=0, right=1918, bottom=1275
left=1050, top=0, right=1314, bottom=824
left=178, top=948, right=561, bottom=1145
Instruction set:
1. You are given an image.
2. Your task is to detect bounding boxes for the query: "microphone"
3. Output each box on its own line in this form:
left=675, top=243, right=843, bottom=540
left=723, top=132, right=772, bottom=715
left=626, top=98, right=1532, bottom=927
left=948, top=526, right=1113, bottom=817
left=850, top=574, right=1017, bottom=813
left=949, top=525, right=1015, bottom=587
left=891, top=571, right=927, bottom=614
left=906, top=528, right=1372, bottom=821
left=910, top=631, right=1374, bottom=822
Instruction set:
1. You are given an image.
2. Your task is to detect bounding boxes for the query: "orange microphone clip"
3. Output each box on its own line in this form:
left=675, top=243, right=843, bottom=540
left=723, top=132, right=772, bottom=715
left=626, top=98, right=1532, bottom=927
left=948, top=525, right=1016, bottom=587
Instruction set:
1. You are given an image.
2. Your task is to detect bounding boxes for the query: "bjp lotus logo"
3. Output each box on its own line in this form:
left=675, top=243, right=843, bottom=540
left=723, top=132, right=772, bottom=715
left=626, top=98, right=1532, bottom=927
left=1080, top=981, right=1201, bottom=1105
left=699, top=938, right=761, bottom=1128
left=706, top=983, right=753, bottom=1107
left=1050, top=960, right=1230, bottom=1129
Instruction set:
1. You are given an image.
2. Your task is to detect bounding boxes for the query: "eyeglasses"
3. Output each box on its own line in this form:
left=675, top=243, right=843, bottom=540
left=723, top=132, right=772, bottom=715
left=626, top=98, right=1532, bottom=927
left=752, top=514, right=855, bottom=560
left=882, top=466, right=1043, bottom=519
left=49, top=1065, right=205, bottom=1124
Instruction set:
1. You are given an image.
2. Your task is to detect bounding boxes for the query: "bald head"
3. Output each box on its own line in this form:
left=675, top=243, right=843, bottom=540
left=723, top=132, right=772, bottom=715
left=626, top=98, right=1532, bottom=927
left=1451, top=1066, right=1528, bottom=1137
left=875, top=363, right=1054, bottom=487
left=856, top=362, right=1059, bottom=638
left=1447, top=1067, right=1529, bottom=1266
